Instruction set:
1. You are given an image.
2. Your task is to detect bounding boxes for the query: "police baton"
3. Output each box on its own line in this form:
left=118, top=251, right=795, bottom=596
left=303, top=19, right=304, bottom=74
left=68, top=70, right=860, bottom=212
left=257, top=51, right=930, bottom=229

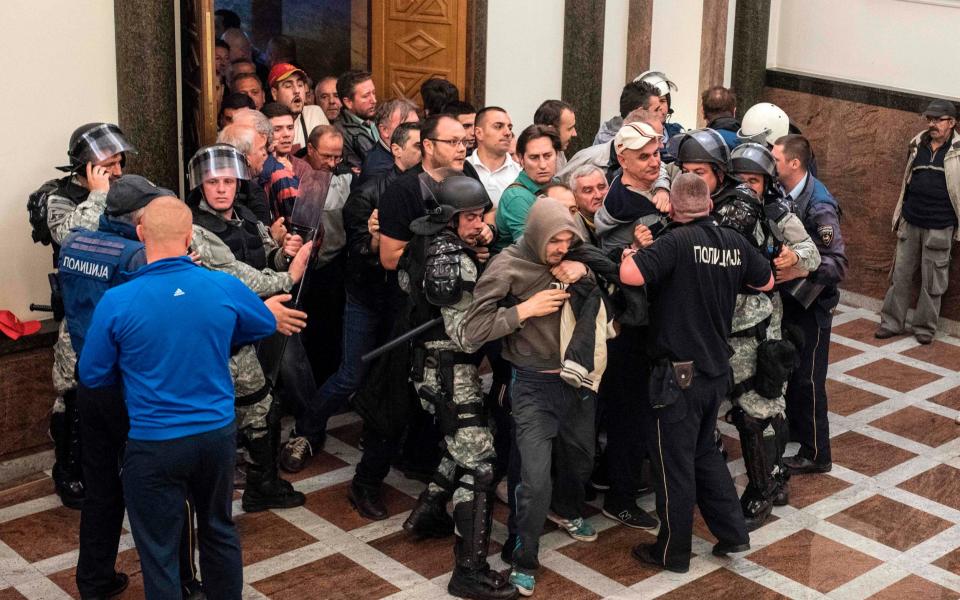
left=360, top=316, right=443, bottom=363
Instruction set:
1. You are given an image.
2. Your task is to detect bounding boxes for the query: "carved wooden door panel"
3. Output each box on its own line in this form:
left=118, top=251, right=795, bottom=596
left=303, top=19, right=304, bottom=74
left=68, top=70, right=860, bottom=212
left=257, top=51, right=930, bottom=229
left=181, top=0, right=218, bottom=169
left=371, top=0, right=468, bottom=106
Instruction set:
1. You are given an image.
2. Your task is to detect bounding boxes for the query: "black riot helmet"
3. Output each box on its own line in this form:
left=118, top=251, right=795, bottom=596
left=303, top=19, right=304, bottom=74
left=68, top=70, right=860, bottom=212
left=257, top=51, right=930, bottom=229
left=58, top=123, right=136, bottom=173
left=730, top=143, right=777, bottom=181
left=410, top=175, right=490, bottom=236
left=675, top=128, right=730, bottom=172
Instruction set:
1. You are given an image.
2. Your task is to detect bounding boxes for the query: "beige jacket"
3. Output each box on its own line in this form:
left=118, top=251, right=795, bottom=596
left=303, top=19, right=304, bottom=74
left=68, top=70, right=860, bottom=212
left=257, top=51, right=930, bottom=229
left=892, top=130, right=960, bottom=240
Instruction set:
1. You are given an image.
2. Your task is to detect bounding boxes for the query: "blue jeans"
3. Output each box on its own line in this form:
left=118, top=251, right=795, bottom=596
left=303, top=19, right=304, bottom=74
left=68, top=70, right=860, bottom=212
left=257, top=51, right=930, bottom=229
left=122, top=424, right=241, bottom=600
left=298, top=294, right=388, bottom=444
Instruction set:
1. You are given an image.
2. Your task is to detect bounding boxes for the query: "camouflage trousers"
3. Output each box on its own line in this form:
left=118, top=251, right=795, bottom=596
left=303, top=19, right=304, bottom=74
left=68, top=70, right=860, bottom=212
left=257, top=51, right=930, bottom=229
left=730, top=293, right=787, bottom=420
left=415, top=360, right=495, bottom=507
left=231, top=344, right=272, bottom=442
left=52, top=321, right=77, bottom=395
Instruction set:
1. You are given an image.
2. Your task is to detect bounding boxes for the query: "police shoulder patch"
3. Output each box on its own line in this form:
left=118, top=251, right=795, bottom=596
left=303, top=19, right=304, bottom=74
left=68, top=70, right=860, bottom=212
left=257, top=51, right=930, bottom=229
left=817, top=224, right=834, bottom=246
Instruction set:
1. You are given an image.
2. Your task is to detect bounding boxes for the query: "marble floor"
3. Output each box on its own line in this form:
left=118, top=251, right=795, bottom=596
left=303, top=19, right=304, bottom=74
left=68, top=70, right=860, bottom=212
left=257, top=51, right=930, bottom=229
left=0, top=303, right=959, bottom=599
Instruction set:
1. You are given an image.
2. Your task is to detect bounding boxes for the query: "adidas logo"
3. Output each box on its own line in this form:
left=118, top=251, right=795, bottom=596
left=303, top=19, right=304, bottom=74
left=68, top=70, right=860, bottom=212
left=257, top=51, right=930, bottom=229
left=173, top=288, right=185, bottom=297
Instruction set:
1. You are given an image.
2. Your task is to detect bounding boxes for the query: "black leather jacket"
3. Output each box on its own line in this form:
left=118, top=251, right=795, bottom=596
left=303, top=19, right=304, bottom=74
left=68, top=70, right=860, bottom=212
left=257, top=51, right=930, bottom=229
left=343, top=165, right=402, bottom=308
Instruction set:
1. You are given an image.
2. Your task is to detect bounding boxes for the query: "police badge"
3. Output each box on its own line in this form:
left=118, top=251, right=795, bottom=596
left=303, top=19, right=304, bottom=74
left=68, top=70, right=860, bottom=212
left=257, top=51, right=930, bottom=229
left=817, top=224, right=834, bottom=246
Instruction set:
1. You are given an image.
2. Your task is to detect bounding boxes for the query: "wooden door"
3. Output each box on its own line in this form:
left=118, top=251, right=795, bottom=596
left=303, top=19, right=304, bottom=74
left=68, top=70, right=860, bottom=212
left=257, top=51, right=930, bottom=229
left=181, top=0, right=218, bottom=167
left=371, top=0, right=468, bottom=106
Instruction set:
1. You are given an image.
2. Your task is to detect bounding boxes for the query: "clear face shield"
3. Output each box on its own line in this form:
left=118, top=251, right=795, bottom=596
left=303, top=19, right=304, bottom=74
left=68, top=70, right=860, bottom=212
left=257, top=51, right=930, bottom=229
left=288, top=171, right=331, bottom=239
left=187, top=145, right=250, bottom=190
left=64, top=123, right=137, bottom=171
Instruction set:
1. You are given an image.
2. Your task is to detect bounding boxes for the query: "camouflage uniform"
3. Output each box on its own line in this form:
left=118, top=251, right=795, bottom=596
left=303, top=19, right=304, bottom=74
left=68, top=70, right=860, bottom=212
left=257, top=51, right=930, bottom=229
left=191, top=207, right=292, bottom=444
left=727, top=204, right=821, bottom=529
left=413, top=254, right=495, bottom=507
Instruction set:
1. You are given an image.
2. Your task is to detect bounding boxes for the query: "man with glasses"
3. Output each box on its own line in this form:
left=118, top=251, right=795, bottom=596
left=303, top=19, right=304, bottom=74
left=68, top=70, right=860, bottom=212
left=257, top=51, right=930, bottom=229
left=305, top=125, right=345, bottom=174
left=877, top=99, right=960, bottom=345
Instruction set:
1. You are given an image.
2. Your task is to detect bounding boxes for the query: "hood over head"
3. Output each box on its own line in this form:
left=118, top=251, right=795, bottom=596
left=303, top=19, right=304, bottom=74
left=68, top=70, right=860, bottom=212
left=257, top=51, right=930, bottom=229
left=521, top=197, right=583, bottom=264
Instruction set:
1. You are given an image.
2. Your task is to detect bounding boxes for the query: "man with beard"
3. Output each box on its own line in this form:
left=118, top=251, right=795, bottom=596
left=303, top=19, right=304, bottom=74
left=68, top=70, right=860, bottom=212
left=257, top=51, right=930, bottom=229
left=334, top=70, right=379, bottom=174
left=460, top=199, right=598, bottom=597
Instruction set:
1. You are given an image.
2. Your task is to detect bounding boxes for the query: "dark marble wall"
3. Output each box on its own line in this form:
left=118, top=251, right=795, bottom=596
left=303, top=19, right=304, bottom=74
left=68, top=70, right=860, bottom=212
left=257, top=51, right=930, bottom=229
left=764, top=87, right=960, bottom=318
left=0, top=348, right=55, bottom=460
left=115, top=0, right=180, bottom=191
left=732, top=0, right=771, bottom=113
left=562, top=0, right=606, bottom=157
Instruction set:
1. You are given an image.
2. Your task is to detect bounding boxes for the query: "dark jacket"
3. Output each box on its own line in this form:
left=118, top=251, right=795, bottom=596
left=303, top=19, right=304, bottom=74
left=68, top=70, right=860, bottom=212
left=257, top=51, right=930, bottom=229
left=791, top=174, right=848, bottom=321
left=237, top=178, right=271, bottom=224
left=565, top=243, right=648, bottom=327
left=356, top=143, right=395, bottom=188
left=342, top=165, right=402, bottom=308
left=707, top=115, right=741, bottom=150
left=333, top=110, right=378, bottom=172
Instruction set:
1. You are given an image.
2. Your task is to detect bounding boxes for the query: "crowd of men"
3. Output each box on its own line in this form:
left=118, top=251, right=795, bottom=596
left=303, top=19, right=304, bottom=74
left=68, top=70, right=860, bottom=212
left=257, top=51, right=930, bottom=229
left=28, top=10, right=960, bottom=600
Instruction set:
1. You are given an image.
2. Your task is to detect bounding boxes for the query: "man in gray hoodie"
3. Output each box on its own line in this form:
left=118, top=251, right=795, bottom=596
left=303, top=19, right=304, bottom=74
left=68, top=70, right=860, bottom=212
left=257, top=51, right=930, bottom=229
left=459, top=199, right=597, bottom=597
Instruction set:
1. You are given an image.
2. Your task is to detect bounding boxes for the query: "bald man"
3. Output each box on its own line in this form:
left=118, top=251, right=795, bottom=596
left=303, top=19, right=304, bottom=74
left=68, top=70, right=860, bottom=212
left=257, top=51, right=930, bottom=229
left=79, top=197, right=303, bottom=599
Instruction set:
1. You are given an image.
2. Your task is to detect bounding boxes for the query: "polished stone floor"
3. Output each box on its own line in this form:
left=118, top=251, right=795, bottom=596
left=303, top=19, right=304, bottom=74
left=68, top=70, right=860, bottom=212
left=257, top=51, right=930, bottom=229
left=0, top=303, right=958, bottom=599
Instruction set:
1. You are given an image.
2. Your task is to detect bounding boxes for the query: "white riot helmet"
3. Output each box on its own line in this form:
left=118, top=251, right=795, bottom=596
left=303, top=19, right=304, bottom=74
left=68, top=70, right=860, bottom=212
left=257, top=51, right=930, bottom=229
left=737, top=103, right=790, bottom=147
left=633, top=70, right=678, bottom=97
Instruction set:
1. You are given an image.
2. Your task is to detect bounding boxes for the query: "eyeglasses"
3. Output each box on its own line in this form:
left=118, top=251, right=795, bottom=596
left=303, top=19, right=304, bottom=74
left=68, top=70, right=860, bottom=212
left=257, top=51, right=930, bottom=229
left=428, top=137, right=467, bottom=148
left=925, top=116, right=954, bottom=123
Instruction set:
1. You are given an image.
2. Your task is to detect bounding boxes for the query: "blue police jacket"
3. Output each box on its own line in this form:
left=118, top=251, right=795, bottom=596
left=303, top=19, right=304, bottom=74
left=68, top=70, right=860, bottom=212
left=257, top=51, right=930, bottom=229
left=59, top=216, right=146, bottom=357
left=791, top=174, right=849, bottom=321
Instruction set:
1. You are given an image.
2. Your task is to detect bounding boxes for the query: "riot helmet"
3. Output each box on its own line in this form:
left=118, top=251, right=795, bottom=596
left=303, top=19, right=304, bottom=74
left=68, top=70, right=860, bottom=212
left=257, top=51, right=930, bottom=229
left=675, top=128, right=730, bottom=171
left=737, top=103, right=790, bottom=147
left=187, top=144, right=250, bottom=191
left=730, top=143, right=778, bottom=180
left=633, top=70, right=677, bottom=98
left=410, top=175, right=490, bottom=236
left=58, top=123, right=136, bottom=172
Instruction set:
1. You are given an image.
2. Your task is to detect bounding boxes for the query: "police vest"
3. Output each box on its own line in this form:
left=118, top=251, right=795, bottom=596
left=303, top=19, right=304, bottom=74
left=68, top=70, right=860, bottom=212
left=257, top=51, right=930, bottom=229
left=192, top=203, right=267, bottom=270
left=59, top=226, right=145, bottom=356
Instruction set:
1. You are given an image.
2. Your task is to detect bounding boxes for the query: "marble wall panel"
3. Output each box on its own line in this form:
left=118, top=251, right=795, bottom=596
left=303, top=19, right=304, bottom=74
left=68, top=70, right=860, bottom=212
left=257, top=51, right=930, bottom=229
left=763, top=87, right=960, bottom=318
left=0, top=348, right=55, bottom=460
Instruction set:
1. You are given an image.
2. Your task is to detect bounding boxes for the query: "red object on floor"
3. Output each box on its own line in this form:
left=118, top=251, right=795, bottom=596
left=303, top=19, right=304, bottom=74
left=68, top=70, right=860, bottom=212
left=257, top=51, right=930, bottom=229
left=0, top=310, right=42, bottom=340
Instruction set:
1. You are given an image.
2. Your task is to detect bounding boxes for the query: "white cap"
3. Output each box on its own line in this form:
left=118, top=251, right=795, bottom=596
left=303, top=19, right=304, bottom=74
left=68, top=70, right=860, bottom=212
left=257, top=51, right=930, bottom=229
left=614, top=121, right=660, bottom=152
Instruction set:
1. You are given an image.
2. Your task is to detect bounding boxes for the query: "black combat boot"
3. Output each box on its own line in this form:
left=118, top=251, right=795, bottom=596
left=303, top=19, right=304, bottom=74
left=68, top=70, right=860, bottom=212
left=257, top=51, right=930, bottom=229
left=403, top=488, right=454, bottom=538
left=449, top=494, right=518, bottom=600
left=770, top=415, right=790, bottom=506
left=734, top=409, right=777, bottom=531
left=51, top=393, right=84, bottom=510
left=241, top=433, right=305, bottom=513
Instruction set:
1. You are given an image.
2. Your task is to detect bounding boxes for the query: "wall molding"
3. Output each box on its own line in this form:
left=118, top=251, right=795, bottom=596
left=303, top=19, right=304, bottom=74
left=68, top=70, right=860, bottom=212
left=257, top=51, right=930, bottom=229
left=766, top=68, right=959, bottom=115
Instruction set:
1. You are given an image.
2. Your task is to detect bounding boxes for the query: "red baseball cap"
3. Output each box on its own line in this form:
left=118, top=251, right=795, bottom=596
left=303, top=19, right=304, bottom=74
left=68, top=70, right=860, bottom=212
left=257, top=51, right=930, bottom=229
left=268, top=63, right=307, bottom=88
left=0, top=310, right=41, bottom=341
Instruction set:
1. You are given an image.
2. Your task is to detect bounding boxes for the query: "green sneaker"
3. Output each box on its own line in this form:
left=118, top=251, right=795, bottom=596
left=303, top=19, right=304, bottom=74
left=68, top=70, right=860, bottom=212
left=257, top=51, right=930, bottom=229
left=509, top=570, right=535, bottom=597
left=556, top=516, right=597, bottom=542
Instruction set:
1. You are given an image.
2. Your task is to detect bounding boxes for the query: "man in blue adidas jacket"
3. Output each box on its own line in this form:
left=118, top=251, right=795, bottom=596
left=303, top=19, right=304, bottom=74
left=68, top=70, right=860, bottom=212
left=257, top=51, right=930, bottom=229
left=79, top=197, right=285, bottom=600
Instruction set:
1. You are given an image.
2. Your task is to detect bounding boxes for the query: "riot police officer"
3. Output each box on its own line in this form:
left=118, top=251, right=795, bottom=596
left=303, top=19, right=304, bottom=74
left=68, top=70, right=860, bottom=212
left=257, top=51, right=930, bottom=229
left=187, top=144, right=312, bottom=512
left=719, top=143, right=822, bottom=530
left=27, top=122, right=136, bottom=509
left=399, top=176, right=517, bottom=600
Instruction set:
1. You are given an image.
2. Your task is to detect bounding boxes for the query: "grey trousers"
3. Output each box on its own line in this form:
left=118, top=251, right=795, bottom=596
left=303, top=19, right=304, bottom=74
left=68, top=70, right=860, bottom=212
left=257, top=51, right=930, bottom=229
left=511, top=369, right=596, bottom=573
left=880, top=221, right=954, bottom=337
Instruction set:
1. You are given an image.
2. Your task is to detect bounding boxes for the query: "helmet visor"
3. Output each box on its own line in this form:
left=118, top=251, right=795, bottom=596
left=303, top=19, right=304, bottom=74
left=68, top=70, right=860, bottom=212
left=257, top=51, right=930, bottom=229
left=188, top=145, right=250, bottom=190
left=731, top=143, right=776, bottom=178
left=73, top=124, right=136, bottom=165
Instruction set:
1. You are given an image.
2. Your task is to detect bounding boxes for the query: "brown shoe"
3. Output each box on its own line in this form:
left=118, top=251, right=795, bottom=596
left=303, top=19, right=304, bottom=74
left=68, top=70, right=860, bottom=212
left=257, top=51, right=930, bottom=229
left=915, top=332, right=934, bottom=345
left=874, top=328, right=898, bottom=339
left=279, top=436, right=313, bottom=473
